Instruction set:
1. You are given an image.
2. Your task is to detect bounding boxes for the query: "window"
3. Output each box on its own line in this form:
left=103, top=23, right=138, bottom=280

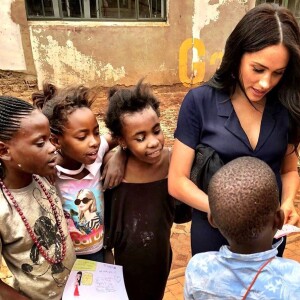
left=256, top=0, right=300, bottom=23
left=25, top=0, right=167, bottom=21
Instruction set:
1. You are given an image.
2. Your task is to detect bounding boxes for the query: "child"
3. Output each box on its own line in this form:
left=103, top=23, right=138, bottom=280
left=33, top=83, right=124, bottom=262
left=104, top=80, right=175, bottom=300
left=0, top=96, right=76, bottom=299
left=185, top=156, right=300, bottom=299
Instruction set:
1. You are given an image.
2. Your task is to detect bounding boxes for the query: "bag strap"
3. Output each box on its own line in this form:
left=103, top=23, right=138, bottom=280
left=242, top=257, right=274, bottom=300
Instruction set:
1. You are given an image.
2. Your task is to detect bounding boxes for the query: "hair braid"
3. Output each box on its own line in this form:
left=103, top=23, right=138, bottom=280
left=0, top=96, right=35, bottom=178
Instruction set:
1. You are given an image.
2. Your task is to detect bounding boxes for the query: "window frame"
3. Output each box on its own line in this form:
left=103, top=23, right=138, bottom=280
left=25, top=0, right=167, bottom=22
left=256, top=0, right=300, bottom=23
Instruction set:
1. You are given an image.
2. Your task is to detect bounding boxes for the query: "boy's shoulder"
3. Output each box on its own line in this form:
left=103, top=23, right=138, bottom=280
left=187, top=251, right=219, bottom=271
left=274, top=256, right=300, bottom=274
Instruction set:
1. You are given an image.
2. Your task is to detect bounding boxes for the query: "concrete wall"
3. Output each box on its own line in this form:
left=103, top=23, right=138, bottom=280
left=2, top=0, right=250, bottom=88
left=0, top=0, right=26, bottom=71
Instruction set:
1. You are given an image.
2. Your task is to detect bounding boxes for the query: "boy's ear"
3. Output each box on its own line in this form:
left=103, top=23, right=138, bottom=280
left=50, top=133, right=60, bottom=148
left=274, top=208, right=284, bottom=230
left=208, top=211, right=218, bottom=229
left=0, top=142, right=11, bottom=161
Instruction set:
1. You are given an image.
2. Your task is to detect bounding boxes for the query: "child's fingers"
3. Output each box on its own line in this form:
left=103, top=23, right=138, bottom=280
left=100, top=164, right=108, bottom=180
left=102, top=174, right=114, bottom=191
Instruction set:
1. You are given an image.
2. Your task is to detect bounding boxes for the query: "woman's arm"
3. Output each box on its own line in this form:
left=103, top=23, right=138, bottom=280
left=280, top=144, right=300, bottom=225
left=168, top=139, right=209, bottom=213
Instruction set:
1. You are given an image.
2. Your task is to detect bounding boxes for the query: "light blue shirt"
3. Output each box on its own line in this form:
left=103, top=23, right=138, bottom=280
left=185, top=240, right=300, bottom=299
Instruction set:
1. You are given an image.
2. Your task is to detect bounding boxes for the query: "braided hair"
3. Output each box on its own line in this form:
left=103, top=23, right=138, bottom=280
left=32, top=83, right=99, bottom=135
left=0, top=96, right=35, bottom=178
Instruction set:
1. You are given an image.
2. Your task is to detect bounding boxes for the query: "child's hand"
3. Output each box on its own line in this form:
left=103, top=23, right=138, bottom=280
left=101, top=147, right=127, bottom=191
left=104, top=249, right=115, bottom=264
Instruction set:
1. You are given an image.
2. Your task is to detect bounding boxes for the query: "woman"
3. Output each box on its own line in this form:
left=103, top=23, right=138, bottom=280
left=168, top=3, right=300, bottom=256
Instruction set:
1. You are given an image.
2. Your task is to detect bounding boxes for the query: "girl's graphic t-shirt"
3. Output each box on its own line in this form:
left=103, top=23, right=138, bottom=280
left=56, top=136, right=109, bottom=255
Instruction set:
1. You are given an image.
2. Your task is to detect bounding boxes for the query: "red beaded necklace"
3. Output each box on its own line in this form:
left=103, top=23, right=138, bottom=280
left=0, top=175, right=66, bottom=264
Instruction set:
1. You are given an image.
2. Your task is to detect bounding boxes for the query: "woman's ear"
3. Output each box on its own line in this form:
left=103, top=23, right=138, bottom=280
left=0, top=142, right=11, bottom=161
left=274, top=208, right=284, bottom=231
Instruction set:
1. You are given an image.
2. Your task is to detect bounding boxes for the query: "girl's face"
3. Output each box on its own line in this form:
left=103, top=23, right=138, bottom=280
left=4, top=110, right=57, bottom=177
left=238, top=44, right=289, bottom=102
left=56, top=107, right=100, bottom=168
left=120, top=106, right=164, bottom=165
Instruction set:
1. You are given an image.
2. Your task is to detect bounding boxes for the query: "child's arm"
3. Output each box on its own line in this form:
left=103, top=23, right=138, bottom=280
left=101, top=146, right=127, bottom=191
left=0, top=280, right=29, bottom=299
left=104, top=249, right=115, bottom=264
left=103, top=133, right=119, bottom=150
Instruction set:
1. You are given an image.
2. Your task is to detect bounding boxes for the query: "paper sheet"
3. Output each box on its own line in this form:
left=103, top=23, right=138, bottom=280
left=62, top=259, right=128, bottom=300
left=274, top=224, right=300, bottom=239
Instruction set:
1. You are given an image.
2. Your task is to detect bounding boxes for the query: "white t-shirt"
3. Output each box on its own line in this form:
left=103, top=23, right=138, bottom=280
left=56, top=136, right=109, bottom=255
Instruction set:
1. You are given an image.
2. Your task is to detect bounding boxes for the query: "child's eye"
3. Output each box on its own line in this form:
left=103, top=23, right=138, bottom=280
left=136, top=136, right=145, bottom=142
left=154, top=129, right=161, bottom=135
left=36, top=141, right=45, bottom=147
left=76, top=136, right=86, bottom=141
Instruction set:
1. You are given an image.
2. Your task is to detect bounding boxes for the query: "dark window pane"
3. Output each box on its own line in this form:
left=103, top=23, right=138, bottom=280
left=26, top=0, right=166, bottom=20
left=120, top=0, right=136, bottom=18
left=44, top=0, right=54, bottom=16
left=139, top=0, right=151, bottom=18
left=26, top=0, right=54, bottom=17
left=288, top=0, right=300, bottom=18
left=26, top=0, right=43, bottom=16
left=61, top=0, right=83, bottom=18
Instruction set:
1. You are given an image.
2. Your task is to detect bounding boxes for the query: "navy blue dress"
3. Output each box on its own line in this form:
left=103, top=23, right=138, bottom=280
left=174, top=85, right=289, bottom=256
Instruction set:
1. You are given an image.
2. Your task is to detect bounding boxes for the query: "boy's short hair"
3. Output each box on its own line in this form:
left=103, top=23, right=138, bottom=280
left=208, top=156, right=279, bottom=243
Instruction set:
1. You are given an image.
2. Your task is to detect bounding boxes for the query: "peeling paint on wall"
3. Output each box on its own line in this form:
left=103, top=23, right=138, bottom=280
left=30, top=28, right=125, bottom=88
left=0, top=0, right=26, bottom=70
left=192, top=0, right=226, bottom=39
left=188, top=0, right=242, bottom=84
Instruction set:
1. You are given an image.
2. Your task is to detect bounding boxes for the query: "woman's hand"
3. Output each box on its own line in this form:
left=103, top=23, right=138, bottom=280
left=280, top=145, right=300, bottom=225
left=280, top=201, right=299, bottom=225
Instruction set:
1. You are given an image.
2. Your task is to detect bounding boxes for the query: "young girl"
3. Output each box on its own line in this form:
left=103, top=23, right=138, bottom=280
left=104, top=80, right=175, bottom=300
left=0, top=96, right=76, bottom=299
left=33, top=83, right=124, bottom=263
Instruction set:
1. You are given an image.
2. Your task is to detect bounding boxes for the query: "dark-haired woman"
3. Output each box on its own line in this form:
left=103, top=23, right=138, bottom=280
left=168, top=3, right=300, bottom=256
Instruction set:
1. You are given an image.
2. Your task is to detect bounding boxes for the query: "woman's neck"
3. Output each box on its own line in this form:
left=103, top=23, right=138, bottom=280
left=231, top=85, right=267, bottom=112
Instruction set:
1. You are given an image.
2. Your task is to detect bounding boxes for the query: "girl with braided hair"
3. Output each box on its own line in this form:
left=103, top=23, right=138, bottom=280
left=0, top=96, right=76, bottom=299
